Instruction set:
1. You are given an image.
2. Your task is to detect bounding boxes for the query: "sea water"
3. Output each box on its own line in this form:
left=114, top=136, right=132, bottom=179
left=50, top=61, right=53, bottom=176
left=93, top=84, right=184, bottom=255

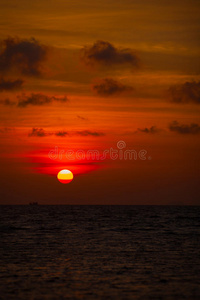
left=0, top=205, right=200, bottom=299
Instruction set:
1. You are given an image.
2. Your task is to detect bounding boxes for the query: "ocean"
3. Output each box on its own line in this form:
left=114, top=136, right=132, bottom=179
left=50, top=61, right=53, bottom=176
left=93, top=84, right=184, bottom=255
left=0, top=205, right=200, bottom=299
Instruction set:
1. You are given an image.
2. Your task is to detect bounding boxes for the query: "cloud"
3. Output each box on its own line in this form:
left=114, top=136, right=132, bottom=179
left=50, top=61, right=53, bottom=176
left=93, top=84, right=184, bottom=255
left=168, top=81, right=200, bottom=104
left=77, top=115, right=88, bottom=121
left=169, top=121, right=200, bottom=134
left=17, top=93, right=68, bottom=107
left=28, top=128, right=47, bottom=137
left=92, top=78, right=133, bottom=96
left=76, top=130, right=105, bottom=137
left=0, top=93, right=68, bottom=107
left=28, top=128, right=105, bottom=137
left=0, top=37, right=47, bottom=76
left=137, top=126, right=160, bottom=134
left=81, top=40, right=140, bottom=69
left=55, top=131, right=68, bottom=137
left=0, top=98, right=16, bottom=106
left=0, top=78, right=23, bottom=91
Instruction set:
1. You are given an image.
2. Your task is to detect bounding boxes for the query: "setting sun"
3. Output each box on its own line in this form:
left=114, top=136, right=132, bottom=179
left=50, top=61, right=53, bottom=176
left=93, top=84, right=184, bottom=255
left=57, top=169, right=73, bottom=184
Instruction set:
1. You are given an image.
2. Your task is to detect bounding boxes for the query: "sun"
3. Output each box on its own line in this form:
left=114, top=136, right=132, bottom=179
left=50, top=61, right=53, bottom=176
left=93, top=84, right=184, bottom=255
left=57, top=169, right=74, bottom=184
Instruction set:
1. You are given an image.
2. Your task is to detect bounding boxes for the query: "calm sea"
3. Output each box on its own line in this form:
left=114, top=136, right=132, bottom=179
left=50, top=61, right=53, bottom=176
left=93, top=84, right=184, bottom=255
left=0, top=205, right=200, bottom=299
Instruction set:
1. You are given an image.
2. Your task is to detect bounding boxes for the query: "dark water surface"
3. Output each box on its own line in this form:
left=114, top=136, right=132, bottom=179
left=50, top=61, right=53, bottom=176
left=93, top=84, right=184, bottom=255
left=0, top=205, right=200, bottom=299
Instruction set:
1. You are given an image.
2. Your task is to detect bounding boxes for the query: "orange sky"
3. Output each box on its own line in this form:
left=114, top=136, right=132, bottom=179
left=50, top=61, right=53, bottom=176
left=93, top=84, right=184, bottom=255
left=0, top=0, right=200, bottom=204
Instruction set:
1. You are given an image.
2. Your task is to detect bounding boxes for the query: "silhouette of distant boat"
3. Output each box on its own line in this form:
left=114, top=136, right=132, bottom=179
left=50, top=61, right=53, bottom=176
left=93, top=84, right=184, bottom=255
left=29, top=202, right=39, bottom=206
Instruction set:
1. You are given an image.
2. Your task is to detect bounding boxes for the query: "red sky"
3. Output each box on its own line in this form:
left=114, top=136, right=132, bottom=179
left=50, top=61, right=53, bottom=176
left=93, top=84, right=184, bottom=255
left=0, top=0, right=200, bottom=204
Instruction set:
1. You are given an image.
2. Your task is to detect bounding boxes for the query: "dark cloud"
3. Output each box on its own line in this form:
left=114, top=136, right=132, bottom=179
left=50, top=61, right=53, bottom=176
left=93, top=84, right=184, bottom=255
left=0, top=93, right=68, bottom=107
left=137, top=126, right=160, bottom=134
left=28, top=128, right=105, bottom=138
left=0, top=37, right=47, bottom=76
left=81, top=40, right=140, bottom=69
left=28, top=128, right=47, bottom=137
left=18, top=93, right=68, bottom=107
left=169, top=121, right=200, bottom=134
left=55, top=131, right=68, bottom=137
left=92, top=78, right=133, bottom=96
left=168, top=81, right=200, bottom=104
left=76, top=130, right=105, bottom=137
left=0, top=78, right=23, bottom=91
left=77, top=115, right=88, bottom=121
left=0, top=98, right=15, bottom=106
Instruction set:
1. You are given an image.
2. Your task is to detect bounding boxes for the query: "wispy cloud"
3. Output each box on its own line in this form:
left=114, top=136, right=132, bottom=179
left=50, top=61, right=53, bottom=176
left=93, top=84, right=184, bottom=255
left=28, top=128, right=105, bottom=137
left=55, top=131, right=68, bottom=137
left=17, top=93, right=68, bottom=107
left=169, top=121, right=200, bottom=134
left=0, top=78, right=23, bottom=92
left=92, top=78, right=133, bottom=96
left=168, top=81, right=200, bottom=104
left=75, top=130, right=105, bottom=137
left=0, top=93, right=68, bottom=107
left=136, top=126, right=160, bottom=134
left=28, top=128, right=48, bottom=137
left=77, top=115, right=88, bottom=121
left=0, top=98, right=16, bottom=106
